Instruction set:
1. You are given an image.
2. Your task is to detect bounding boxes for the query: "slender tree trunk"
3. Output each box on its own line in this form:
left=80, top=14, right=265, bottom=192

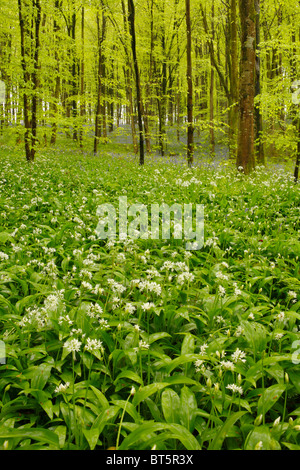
left=209, top=0, right=215, bottom=156
left=71, top=3, right=77, bottom=142
left=291, top=25, right=300, bottom=182
left=141, top=0, right=154, bottom=154
left=127, top=68, right=138, bottom=153
left=128, top=0, right=144, bottom=165
left=79, top=6, right=85, bottom=147
left=294, top=120, right=300, bottom=182
left=254, top=0, right=265, bottom=165
left=160, top=46, right=167, bottom=156
left=30, top=0, right=41, bottom=161
left=121, top=0, right=138, bottom=154
left=0, top=32, right=12, bottom=130
left=101, top=59, right=107, bottom=142
left=237, top=0, right=256, bottom=174
left=228, top=0, right=239, bottom=159
left=18, top=0, right=41, bottom=162
left=108, top=52, right=114, bottom=133
left=185, top=0, right=194, bottom=166
left=50, top=0, right=61, bottom=145
left=94, top=10, right=104, bottom=155
left=18, top=0, right=32, bottom=161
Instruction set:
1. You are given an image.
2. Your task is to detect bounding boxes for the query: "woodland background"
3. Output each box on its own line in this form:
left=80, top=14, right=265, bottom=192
left=0, top=0, right=300, bottom=173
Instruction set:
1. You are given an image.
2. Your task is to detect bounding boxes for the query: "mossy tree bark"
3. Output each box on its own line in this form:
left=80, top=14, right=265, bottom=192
left=237, top=0, right=256, bottom=174
left=128, top=0, right=145, bottom=165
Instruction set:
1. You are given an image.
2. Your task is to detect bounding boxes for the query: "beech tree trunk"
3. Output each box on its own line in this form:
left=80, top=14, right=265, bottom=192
left=291, top=26, right=300, bottom=182
left=18, top=0, right=41, bottom=162
left=50, top=0, right=61, bottom=145
left=228, top=0, right=239, bottom=159
left=71, top=3, right=77, bottom=142
left=254, top=0, right=265, bottom=165
left=128, top=0, right=144, bottom=165
left=121, top=0, right=138, bottom=154
left=237, top=0, right=256, bottom=174
left=185, top=0, right=194, bottom=166
left=209, top=0, right=215, bottom=156
left=294, top=120, right=300, bottom=182
left=94, top=9, right=105, bottom=154
left=79, top=6, right=85, bottom=147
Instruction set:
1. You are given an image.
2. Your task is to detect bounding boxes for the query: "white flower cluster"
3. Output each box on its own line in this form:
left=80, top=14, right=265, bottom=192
left=131, top=279, right=162, bottom=296
left=177, top=271, right=195, bottom=285
left=86, top=302, right=103, bottom=318
left=226, top=383, right=243, bottom=395
left=124, top=303, right=136, bottom=315
left=0, top=251, right=9, bottom=261
left=54, top=382, right=70, bottom=393
left=107, top=278, right=127, bottom=295
left=160, top=261, right=189, bottom=272
left=19, top=306, right=51, bottom=331
left=141, top=302, right=155, bottom=311
left=85, top=337, right=103, bottom=352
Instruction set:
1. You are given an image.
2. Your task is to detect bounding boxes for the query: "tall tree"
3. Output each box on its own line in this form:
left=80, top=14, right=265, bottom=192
left=185, top=0, right=194, bottom=166
left=128, top=0, right=145, bottom=165
left=79, top=5, right=85, bottom=147
left=228, top=0, right=239, bottom=158
left=254, top=0, right=265, bottom=165
left=94, top=6, right=106, bottom=154
left=237, top=0, right=256, bottom=174
left=50, top=0, right=62, bottom=145
left=209, top=0, right=215, bottom=156
left=18, top=0, right=42, bottom=162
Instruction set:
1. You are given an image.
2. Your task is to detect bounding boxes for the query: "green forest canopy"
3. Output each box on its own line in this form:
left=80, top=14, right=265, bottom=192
left=0, top=0, right=300, bottom=175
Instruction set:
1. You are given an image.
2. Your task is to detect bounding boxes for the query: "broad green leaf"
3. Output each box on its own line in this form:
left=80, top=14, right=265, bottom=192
left=15, top=293, right=51, bottom=313
left=92, top=405, right=120, bottom=434
left=53, top=425, right=67, bottom=449
left=180, top=386, right=197, bottom=432
left=83, top=427, right=101, bottom=450
left=132, top=383, right=169, bottom=407
left=0, top=232, right=14, bottom=244
left=257, top=384, right=286, bottom=417
left=241, top=320, right=268, bottom=354
left=40, top=400, right=53, bottom=420
left=118, top=422, right=201, bottom=450
left=113, top=370, right=143, bottom=386
left=144, top=397, right=162, bottom=421
left=181, top=333, right=195, bottom=356
left=208, top=411, right=247, bottom=450
left=155, top=423, right=201, bottom=450
left=148, top=332, right=171, bottom=344
left=166, top=354, right=209, bottom=374
left=89, top=385, right=109, bottom=409
left=246, top=355, right=292, bottom=382
left=111, top=400, right=142, bottom=423
left=31, top=363, right=53, bottom=390
left=288, top=369, right=300, bottom=393
left=0, top=427, right=59, bottom=447
left=244, top=425, right=277, bottom=450
left=282, top=442, right=300, bottom=450
left=163, top=375, right=198, bottom=386
left=161, top=388, right=181, bottom=424
left=83, top=405, right=121, bottom=449
left=0, top=294, right=14, bottom=312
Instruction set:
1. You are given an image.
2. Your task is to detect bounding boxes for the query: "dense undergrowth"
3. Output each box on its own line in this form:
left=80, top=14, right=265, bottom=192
left=0, top=144, right=300, bottom=450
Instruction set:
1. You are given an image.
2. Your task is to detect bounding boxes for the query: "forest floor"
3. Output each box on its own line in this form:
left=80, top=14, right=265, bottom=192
left=0, top=129, right=299, bottom=450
